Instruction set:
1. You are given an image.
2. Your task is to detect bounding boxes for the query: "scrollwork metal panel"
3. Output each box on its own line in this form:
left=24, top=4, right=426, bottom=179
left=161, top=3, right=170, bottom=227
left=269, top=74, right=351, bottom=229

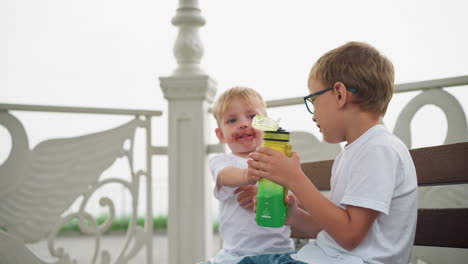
left=393, top=89, right=467, bottom=148
left=0, top=111, right=152, bottom=263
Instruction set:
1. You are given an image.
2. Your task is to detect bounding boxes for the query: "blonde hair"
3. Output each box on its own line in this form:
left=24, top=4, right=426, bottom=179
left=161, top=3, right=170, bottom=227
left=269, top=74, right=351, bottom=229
left=310, top=41, right=394, bottom=116
left=212, top=86, right=266, bottom=123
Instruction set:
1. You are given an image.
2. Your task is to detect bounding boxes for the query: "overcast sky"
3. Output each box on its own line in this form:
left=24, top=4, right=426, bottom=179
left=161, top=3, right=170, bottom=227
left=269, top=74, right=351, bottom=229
left=3, top=0, right=468, bottom=138
left=3, top=1, right=468, bottom=100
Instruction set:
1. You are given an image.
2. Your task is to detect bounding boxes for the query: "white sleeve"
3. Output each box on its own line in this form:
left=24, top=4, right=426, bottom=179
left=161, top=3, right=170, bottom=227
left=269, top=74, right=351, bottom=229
left=341, top=145, right=398, bottom=215
left=208, top=154, right=236, bottom=201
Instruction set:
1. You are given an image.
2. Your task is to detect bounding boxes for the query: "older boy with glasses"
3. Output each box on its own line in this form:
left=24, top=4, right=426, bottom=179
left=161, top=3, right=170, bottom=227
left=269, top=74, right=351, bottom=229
left=241, top=42, right=418, bottom=264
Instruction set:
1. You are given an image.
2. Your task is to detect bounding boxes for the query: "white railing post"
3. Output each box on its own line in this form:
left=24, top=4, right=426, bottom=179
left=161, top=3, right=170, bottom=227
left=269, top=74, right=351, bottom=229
left=160, top=0, right=216, bottom=263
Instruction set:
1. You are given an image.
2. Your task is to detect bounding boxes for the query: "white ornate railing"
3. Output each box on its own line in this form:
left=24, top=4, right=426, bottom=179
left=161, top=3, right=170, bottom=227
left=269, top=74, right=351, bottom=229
left=267, top=75, right=468, bottom=109
left=0, top=104, right=162, bottom=264
left=265, top=76, right=468, bottom=158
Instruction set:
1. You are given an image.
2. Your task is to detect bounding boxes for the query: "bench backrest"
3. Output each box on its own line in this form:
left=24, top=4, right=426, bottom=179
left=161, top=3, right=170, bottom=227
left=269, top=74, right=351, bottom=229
left=293, top=142, right=468, bottom=248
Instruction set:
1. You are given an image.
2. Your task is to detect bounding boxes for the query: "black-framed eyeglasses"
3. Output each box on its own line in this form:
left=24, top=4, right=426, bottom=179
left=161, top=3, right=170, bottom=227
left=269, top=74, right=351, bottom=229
left=303, top=87, right=357, bottom=114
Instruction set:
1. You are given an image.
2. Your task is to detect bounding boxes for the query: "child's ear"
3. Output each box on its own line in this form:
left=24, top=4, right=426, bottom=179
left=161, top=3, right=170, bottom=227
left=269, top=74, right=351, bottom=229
left=215, top=128, right=227, bottom=143
left=334, top=82, right=348, bottom=108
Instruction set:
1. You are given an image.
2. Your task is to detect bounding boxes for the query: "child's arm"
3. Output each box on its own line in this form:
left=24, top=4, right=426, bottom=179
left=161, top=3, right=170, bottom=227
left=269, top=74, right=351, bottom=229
left=290, top=176, right=379, bottom=251
left=217, top=166, right=259, bottom=188
left=248, top=148, right=378, bottom=251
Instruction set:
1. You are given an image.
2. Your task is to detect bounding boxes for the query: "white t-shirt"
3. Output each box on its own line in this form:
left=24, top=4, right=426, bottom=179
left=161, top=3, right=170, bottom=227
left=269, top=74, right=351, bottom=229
left=207, top=153, right=294, bottom=264
left=294, top=124, right=418, bottom=264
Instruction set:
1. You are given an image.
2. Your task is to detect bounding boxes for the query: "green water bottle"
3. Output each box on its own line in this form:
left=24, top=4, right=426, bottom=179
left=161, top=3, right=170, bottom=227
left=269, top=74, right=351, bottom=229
left=255, top=127, right=292, bottom=227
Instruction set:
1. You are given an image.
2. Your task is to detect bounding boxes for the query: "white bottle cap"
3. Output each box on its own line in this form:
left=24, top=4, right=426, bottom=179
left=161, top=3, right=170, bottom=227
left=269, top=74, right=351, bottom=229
left=252, top=115, right=280, bottom=131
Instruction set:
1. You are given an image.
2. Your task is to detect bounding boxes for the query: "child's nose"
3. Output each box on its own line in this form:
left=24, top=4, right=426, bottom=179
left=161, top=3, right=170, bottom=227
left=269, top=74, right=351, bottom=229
left=239, top=117, right=251, bottom=128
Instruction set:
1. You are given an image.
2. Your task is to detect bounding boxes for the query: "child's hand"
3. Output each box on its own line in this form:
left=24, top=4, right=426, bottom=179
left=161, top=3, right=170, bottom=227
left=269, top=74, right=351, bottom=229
left=245, top=168, right=262, bottom=185
left=284, top=193, right=301, bottom=226
left=234, top=185, right=257, bottom=210
left=247, top=147, right=303, bottom=190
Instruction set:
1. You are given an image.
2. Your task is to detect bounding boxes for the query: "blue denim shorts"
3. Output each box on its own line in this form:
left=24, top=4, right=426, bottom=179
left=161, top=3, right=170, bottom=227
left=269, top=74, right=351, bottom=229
left=237, top=252, right=307, bottom=264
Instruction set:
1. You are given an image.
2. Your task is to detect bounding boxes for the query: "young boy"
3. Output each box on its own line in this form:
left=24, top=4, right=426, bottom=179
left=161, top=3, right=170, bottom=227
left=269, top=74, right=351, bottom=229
left=242, top=42, right=418, bottom=264
left=204, top=87, right=294, bottom=264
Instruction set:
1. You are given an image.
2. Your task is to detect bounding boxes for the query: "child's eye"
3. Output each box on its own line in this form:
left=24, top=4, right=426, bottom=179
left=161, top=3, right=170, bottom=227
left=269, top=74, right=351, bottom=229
left=226, top=118, right=236, bottom=124
left=249, top=115, right=256, bottom=119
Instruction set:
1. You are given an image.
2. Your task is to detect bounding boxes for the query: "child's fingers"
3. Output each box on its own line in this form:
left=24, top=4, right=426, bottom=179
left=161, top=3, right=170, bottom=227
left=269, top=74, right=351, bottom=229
left=235, top=185, right=257, bottom=194
left=248, top=173, right=262, bottom=183
left=248, top=151, right=273, bottom=163
left=233, top=185, right=257, bottom=210
left=247, top=159, right=269, bottom=172
left=237, top=194, right=254, bottom=208
left=285, top=194, right=297, bottom=206
left=234, top=186, right=248, bottom=194
left=240, top=199, right=254, bottom=209
left=235, top=186, right=255, bottom=199
left=247, top=168, right=266, bottom=179
left=256, top=147, right=277, bottom=156
left=291, top=152, right=301, bottom=163
left=236, top=190, right=248, bottom=201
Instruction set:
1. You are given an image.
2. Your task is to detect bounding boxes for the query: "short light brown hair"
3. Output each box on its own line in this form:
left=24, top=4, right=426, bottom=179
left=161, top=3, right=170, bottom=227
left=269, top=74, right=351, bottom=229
left=310, top=41, right=394, bottom=116
left=212, top=86, right=266, bottom=124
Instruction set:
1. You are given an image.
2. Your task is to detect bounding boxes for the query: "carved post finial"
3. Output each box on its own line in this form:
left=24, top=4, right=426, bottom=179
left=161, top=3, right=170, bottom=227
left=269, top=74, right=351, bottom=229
left=171, top=1, right=206, bottom=76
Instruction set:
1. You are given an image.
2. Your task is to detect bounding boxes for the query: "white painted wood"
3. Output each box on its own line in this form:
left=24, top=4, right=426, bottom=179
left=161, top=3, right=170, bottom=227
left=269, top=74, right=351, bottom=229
left=143, top=116, right=155, bottom=264
left=263, top=76, right=468, bottom=109
left=394, top=76, right=468, bottom=93
left=171, top=0, right=205, bottom=77
left=289, top=131, right=342, bottom=163
left=0, top=103, right=162, bottom=116
left=0, top=232, right=50, bottom=264
left=394, top=89, right=467, bottom=148
left=206, top=143, right=225, bottom=154
left=161, top=0, right=216, bottom=262
left=160, top=75, right=216, bottom=264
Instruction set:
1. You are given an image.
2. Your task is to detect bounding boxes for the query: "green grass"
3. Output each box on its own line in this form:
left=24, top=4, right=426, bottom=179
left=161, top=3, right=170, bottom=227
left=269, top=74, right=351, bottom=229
left=58, top=215, right=219, bottom=233
left=1, top=216, right=218, bottom=234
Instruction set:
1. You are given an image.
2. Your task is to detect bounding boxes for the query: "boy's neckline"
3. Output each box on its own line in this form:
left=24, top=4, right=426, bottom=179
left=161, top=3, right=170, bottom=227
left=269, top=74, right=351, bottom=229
left=345, top=123, right=384, bottom=149
left=343, top=116, right=381, bottom=144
